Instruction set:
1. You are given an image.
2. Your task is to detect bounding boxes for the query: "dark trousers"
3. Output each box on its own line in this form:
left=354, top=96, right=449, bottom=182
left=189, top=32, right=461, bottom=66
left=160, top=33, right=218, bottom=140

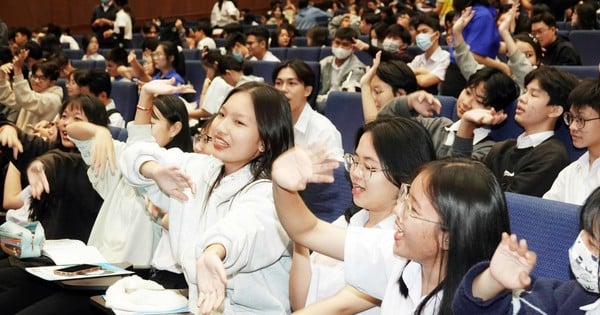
left=440, top=63, right=467, bottom=98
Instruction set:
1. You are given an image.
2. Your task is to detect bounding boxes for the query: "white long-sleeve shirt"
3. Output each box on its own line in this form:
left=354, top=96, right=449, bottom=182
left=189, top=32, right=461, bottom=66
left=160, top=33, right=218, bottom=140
left=119, top=125, right=291, bottom=314
left=543, top=151, right=600, bottom=205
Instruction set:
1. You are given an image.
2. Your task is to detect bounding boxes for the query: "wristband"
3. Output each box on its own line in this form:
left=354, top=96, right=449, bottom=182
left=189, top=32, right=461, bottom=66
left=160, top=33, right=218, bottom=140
left=136, top=104, right=151, bottom=111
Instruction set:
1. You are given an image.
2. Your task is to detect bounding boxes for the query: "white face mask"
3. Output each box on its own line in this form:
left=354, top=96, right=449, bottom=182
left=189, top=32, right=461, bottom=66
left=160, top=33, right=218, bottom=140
left=415, top=33, right=433, bottom=51
left=332, top=47, right=352, bottom=60
left=382, top=39, right=400, bottom=53
left=569, top=231, right=599, bottom=293
left=371, top=38, right=379, bottom=48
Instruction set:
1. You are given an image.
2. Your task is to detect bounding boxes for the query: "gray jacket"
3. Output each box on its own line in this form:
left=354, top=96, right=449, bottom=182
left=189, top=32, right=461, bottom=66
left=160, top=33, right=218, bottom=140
left=317, top=54, right=365, bottom=107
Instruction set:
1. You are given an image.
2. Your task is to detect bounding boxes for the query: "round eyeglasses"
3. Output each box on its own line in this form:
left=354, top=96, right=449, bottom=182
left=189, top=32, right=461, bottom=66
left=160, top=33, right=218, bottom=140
left=399, top=183, right=442, bottom=225
left=564, top=112, right=600, bottom=129
left=343, top=153, right=385, bottom=180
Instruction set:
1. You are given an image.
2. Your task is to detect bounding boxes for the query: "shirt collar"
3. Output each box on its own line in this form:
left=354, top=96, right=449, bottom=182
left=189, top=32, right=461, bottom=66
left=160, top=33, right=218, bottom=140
left=293, top=103, right=312, bottom=135
left=445, top=120, right=491, bottom=145
left=516, top=131, right=554, bottom=149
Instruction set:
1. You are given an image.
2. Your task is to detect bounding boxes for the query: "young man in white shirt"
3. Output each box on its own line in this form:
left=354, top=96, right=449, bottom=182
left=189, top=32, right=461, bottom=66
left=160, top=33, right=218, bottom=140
left=408, top=13, right=450, bottom=94
left=246, top=26, right=280, bottom=62
left=544, top=78, right=600, bottom=205
left=194, top=21, right=216, bottom=51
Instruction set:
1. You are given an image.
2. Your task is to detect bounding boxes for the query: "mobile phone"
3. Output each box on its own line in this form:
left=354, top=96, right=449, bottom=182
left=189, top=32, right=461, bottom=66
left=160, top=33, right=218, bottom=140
left=53, top=264, right=101, bottom=276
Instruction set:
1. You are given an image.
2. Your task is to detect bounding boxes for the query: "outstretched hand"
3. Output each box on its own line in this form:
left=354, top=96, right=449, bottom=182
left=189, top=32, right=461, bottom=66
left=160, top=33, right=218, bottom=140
left=140, top=78, right=196, bottom=96
left=0, top=125, right=23, bottom=159
left=453, top=7, right=475, bottom=36
left=461, top=108, right=507, bottom=126
left=271, top=146, right=338, bottom=192
left=407, top=90, right=441, bottom=116
left=196, top=252, right=227, bottom=315
left=27, top=160, right=50, bottom=199
left=498, top=2, right=519, bottom=36
left=151, top=164, right=196, bottom=201
left=90, top=127, right=116, bottom=177
left=359, top=51, right=381, bottom=87
left=489, top=233, right=537, bottom=290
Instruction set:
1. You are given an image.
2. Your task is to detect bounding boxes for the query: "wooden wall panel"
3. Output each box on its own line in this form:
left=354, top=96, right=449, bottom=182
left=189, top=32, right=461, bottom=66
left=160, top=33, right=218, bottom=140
left=0, top=0, right=270, bottom=34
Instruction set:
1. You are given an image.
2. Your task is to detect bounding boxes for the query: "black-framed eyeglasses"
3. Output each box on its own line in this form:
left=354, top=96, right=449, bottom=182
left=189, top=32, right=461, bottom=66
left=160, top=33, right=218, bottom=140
left=343, top=153, right=385, bottom=180
left=30, top=74, right=48, bottom=81
left=563, top=112, right=600, bottom=129
left=399, top=183, right=442, bottom=225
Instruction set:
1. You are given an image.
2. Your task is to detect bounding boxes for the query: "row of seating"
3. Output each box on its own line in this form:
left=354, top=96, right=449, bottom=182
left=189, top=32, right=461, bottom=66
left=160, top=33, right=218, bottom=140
left=324, top=91, right=586, bottom=162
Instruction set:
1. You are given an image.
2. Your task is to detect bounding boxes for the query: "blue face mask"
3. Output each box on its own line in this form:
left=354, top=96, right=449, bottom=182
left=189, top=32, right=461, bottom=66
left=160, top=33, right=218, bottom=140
left=232, top=53, right=243, bottom=62
left=415, top=33, right=433, bottom=51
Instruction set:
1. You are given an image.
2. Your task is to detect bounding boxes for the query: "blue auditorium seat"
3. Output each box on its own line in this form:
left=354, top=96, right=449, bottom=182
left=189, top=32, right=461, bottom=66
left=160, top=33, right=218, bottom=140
left=182, top=49, right=200, bottom=61
left=488, top=99, right=523, bottom=142
left=435, top=95, right=457, bottom=120
left=248, top=60, right=279, bottom=84
left=131, top=33, right=144, bottom=49
left=63, top=50, right=84, bottom=60
left=55, top=78, right=68, bottom=101
left=569, top=30, right=600, bottom=66
left=269, top=47, right=287, bottom=60
left=108, top=126, right=128, bottom=142
left=292, top=37, right=307, bottom=47
left=184, top=60, right=206, bottom=101
left=305, top=61, right=321, bottom=108
left=287, top=47, right=321, bottom=62
left=111, top=80, right=139, bottom=122
left=325, top=91, right=364, bottom=154
left=505, top=192, right=580, bottom=281
left=71, top=60, right=97, bottom=70
left=319, top=47, right=332, bottom=60
left=553, top=65, right=599, bottom=79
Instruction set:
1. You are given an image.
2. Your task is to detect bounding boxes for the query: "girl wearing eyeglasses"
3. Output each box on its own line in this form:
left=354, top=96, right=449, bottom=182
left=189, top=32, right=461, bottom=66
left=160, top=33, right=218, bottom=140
left=272, top=152, right=510, bottom=314
left=289, top=117, right=436, bottom=313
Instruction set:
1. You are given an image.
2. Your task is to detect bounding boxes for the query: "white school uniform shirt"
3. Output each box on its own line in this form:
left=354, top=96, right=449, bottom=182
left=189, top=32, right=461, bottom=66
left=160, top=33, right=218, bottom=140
left=114, top=9, right=133, bottom=40
left=106, top=99, right=125, bottom=128
left=82, top=53, right=106, bottom=61
left=443, top=120, right=491, bottom=146
left=294, top=102, right=344, bottom=160
left=71, top=125, right=161, bottom=265
left=119, top=126, right=292, bottom=314
left=197, top=37, right=217, bottom=50
left=516, top=131, right=554, bottom=149
left=544, top=151, right=600, bottom=205
left=306, top=210, right=395, bottom=314
left=249, top=50, right=281, bottom=62
left=345, top=227, right=443, bottom=314
left=408, top=46, right=451, bottom=81
left=211, top=0, right=239, bottom=27
left=201, top=76, right=232, bottom=115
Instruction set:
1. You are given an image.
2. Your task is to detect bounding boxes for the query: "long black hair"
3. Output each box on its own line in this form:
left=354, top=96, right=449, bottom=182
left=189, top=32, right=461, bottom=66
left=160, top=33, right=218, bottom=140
left=151, top=95, right=193, bottom=152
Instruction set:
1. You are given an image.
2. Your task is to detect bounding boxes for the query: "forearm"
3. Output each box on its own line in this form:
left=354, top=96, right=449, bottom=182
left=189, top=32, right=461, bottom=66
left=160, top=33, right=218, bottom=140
left=188, top=107, right=213, bottom=120
left=273, top=183, right=345, bottom=260
left=66, top=121, right=104, bottom=140
left=203, top=243, right=226, bottom=260
left=3, top=163, right=23, bottom=209
left=133, top=88, right=153, bottom=125
left=360, top=85, right=377, bottom=123
left=472, top=53, right=510, bottom=74
left=472, top=269, right=506, bottom=301
left=415, top=73, right=442, bottom=88
left=295, top=285, right=379, bottom=315
left=290, top=244, right=312, bottom=311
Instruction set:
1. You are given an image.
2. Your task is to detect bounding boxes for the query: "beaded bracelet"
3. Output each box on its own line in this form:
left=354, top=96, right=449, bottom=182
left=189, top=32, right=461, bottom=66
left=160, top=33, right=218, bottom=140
left=136, top=104, right=151, bottom=111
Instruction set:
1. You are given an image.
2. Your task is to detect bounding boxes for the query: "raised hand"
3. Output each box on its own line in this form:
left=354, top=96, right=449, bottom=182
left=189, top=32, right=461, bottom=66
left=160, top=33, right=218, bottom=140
left=489, top=233, right=537, bottom=290
left=0, top=125, right=23, bottom=159
left=141, top=78, right=196, bottom=96
left=149, top=164, right=196, bottom=201
left=90, top=127, right=116, bottom=177
left=461, top=108, right=507, bottom=126
left=0, top=62, right=13, bottom=80
left=271, top=146, right=338, bottom=192
left=453, top=7, right=475, bottom=36
left=196, top=251, right=227, bottom=315
left=359, top=51, right=381, bottom=87
left=27, top=160, right=50, bottom=199
left=407, top=90, right=441, bottom=116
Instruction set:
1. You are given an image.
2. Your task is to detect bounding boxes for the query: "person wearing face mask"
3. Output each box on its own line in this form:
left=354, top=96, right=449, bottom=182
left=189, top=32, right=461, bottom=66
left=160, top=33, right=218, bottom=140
left=317, top=27, right=366, bottom=109
left=354, top=24, right=414, bottom=63
left=407, top=13, right=450, bottom=95
left=453, top=185, right=600, bottom=314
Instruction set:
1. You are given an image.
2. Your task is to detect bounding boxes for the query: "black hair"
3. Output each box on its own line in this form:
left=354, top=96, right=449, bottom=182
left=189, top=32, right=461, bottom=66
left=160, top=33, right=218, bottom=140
left=31, top=60, right=60, bottom=81
left=40, top=34, right=61, bottom=59
left=524, top=66, right=579, bottom=113
left=71, top=68, right=90, bottom=87
left=466, top=67, right=519, bottom=112
left=142, top=21, right=159, bottom=35
left=201, top=49, right=222, bottom=70
left=371, top=22, right=388, bottom=42
left=573, top=2, right=599, bottom=30
left=12, top=27, right=32, bottom=40
left=141, top=37, right=160, bottom=52
left=61, top=94, right=109, bottom=128
left=22, top=41, right=43, bottom=61
left=224, top=32, right=246, bottom=52
left=362, top=12, right=381, bottom=25
left=216, top=54, right=244, bottom=76
left=376, top=60, right=418, bottom=95
left=196, top=21, right=213, bottom=36
left=453, top=0, right=491, bottom=12
left=298, top=0, right=309, bottom=9
left=403, top=157, right=510, bottom=315
left=413, top=13, right=440, bottom=32
left=158, top=40, right=186, bottom=78
left=106, top=47, right=128, bottom=66
left=270, top=25, right=294, bottom=48
left=82, top=33, right=99, bottom=53
left=513, top=33, right=542, bottom=65
left=567, top=78, right=600, bottom=115
left=0, top=45, right=12, bottom=64
left=151, top=95, right=193, bottom=152
left=246, top=26, right=270, bottom=45
left=530, top=11, right=557, bottom=28
left=334, top=27, right=358, bottom=41
left=82, top=69, right=112, bottom=98
left=385, top=24, right=411, bottom=45
left=272, top=59, right=316, bottom=103
left=220, top=82, right=294, bottom=180
left=580, top=186, right=600, bottom=245
left=355, top=117, right=436, bottom=187
left=223, top=23, right=244, bottom=37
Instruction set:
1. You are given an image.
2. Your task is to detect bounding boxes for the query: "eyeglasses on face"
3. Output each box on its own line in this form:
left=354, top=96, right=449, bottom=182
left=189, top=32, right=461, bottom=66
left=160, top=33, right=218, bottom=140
left=343, top=153, right=384, bottom=180
left=399, top=183, right=442, bottom=225
left=563, top=112, right=600, bottom=129
left=30, top=74, right=48, bottom=81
